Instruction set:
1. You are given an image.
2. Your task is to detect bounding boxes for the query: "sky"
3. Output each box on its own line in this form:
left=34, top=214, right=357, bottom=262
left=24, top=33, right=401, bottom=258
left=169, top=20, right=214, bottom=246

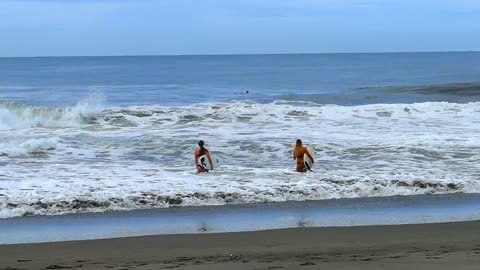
left=0, top=0, right=480, bottom=57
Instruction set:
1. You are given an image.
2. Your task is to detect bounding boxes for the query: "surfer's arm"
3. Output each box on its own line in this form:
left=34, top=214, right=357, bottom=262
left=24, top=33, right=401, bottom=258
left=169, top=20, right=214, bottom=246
left=292, top=149, right=296, bottom=160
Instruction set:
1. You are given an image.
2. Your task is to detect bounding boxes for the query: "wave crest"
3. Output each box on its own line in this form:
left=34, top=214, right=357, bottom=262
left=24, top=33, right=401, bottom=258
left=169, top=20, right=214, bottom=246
left=0, top=96, right=104, bottom=130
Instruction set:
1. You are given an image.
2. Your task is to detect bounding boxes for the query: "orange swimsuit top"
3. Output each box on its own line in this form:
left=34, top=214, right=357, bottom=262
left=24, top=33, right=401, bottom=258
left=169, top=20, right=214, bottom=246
left=293, top=147, right=312, bottom=163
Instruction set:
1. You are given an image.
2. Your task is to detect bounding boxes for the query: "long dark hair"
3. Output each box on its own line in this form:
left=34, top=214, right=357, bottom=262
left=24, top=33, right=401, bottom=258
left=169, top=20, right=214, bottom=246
left=294, top=139, right=303, bottom=157
left=198, top=140, right=206, bottom=155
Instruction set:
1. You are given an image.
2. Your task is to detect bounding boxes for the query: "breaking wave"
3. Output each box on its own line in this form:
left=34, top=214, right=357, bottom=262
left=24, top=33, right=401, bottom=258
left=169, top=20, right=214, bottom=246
left=0, top=96, right=104, bottom=130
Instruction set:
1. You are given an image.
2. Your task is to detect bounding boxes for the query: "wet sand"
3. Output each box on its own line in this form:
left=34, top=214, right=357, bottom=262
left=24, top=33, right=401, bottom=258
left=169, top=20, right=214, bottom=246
left=2, top=221, right=480, bottom=270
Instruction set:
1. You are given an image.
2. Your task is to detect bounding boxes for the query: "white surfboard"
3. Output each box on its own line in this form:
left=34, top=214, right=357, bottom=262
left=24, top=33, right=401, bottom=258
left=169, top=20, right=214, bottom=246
left=303, top=147, right=314, bottom=171
left=198, top=154, right=221, bottom=170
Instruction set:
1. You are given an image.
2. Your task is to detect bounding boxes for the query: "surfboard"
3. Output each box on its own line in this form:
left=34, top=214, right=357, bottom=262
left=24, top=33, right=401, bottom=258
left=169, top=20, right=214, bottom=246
left=303, top=147, right=314, bottom=171
left=198, top=154, right=221, bottom=170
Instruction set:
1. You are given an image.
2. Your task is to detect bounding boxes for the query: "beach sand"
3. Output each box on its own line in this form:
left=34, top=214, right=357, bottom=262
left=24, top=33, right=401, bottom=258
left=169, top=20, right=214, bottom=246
left=2, top=221, right=480, bottom=270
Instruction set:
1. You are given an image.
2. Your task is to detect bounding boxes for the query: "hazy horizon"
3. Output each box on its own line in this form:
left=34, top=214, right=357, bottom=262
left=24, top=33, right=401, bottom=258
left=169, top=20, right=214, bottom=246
left=1, top=50, right=480, bottom=59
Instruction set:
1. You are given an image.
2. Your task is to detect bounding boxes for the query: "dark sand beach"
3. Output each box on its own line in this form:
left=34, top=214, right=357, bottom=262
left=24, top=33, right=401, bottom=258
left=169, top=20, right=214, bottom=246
left=2, top=220, right=480, bottom=270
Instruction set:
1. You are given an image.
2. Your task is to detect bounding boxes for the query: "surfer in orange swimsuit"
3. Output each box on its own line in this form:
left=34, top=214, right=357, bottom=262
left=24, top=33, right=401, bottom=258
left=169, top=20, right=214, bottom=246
left=195, top=140, right=213, bottom=173
left=293, top=139, right=314, bottom=172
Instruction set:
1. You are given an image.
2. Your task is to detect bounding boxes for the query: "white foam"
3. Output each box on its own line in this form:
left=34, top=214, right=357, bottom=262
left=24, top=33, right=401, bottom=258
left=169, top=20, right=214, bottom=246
left=1, top=101, right=480, bottom=218
left=0, top=95, right=104, bottom=131
left=0, top=137, right=59, bottom=157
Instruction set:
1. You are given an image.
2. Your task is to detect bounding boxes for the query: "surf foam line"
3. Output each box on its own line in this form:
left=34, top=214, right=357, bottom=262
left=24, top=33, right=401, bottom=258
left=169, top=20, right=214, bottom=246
left=0, top=174, right=468, bottom=219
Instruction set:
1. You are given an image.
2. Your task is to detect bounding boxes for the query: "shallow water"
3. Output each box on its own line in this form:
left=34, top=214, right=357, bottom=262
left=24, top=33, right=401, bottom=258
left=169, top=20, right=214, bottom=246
left=2, top=194, right=480, bottom=244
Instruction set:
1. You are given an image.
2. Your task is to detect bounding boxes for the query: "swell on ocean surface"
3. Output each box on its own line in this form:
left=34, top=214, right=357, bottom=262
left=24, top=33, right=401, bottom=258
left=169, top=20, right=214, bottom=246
left=1, top=95, right=480, bottom=218
left=361, top=81, right=480, bottom=95
left=276, top=82, right=480, bottom=105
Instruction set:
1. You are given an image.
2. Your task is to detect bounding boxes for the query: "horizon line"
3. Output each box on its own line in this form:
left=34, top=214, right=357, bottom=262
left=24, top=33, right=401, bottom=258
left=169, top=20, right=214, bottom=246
left=0, top=50, right=479, bottom=59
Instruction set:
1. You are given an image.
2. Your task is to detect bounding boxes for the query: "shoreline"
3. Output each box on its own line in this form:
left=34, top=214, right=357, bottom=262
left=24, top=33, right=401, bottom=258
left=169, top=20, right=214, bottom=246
left=2, top=193, right=480, bottom=244
left=2, top=220, right=480, bottom=269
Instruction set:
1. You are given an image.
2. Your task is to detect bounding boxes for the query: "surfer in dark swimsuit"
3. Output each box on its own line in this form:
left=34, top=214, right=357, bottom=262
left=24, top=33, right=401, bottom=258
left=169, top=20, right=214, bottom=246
left=194, top=140, right=213, bottom=173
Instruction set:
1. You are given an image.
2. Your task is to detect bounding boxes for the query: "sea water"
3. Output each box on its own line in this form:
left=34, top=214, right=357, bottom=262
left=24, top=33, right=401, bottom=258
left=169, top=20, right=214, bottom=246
left=1, top=52, right=480, bottom=218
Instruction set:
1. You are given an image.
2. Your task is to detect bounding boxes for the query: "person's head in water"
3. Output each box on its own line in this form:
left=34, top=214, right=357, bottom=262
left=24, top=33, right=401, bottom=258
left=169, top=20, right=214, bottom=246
left=198, top=140, right=205, bottom=149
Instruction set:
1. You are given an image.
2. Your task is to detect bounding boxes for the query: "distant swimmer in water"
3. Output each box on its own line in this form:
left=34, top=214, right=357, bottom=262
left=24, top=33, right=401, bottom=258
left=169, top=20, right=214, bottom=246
left=195, top=140, right=213, bottom=173
left=293, top=139, right=314, bottom=172
left=235, top=90, right=250, bottom=94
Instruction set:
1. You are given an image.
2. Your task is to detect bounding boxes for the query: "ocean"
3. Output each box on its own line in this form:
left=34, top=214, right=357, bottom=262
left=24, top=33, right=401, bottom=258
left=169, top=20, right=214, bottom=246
left=1, top=52, right=480, bottom=219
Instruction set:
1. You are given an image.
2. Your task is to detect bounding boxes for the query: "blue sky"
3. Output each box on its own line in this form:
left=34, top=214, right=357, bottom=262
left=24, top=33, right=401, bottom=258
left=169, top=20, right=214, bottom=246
left=1, top=0, right=479, bottom=56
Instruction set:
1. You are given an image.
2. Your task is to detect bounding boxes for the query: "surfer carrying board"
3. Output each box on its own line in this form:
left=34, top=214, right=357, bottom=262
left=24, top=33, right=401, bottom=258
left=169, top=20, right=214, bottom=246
left=293, top=139, right=314, bottom=172
left=195, top=140, right=214, bottom=173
